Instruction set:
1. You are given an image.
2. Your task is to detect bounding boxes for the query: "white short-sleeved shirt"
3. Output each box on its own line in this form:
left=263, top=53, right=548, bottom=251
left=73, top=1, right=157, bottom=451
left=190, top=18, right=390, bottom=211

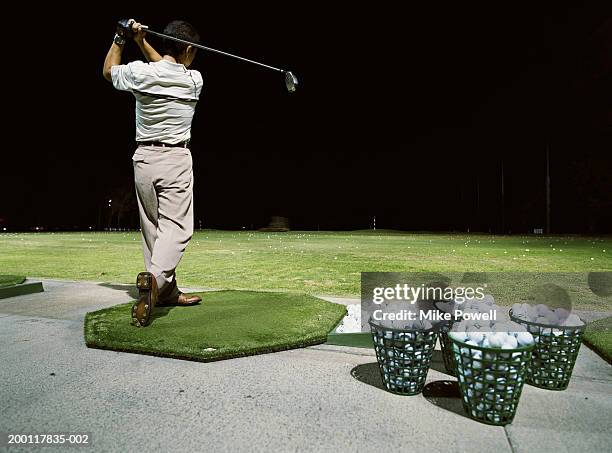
left=111, top=60, right=203, bottom=144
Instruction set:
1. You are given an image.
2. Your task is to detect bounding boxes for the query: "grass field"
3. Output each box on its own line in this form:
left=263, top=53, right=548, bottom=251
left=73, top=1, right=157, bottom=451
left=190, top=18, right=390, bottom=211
left=0, top=231, right=611, bottom=306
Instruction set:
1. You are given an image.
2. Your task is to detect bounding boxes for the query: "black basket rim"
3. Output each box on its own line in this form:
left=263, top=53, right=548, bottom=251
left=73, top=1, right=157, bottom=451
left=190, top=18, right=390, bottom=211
left=449, top=334, right=535, bottom=353
left=508, top=309, right=586, bottom=331
left=368, top=316, right=439, bottom=333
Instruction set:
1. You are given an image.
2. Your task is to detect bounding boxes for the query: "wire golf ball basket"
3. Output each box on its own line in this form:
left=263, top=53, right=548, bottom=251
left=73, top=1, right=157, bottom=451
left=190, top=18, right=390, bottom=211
left=369, top=318, right=438, bottom=396
left=450, top=336, right=534, bottom=426
left=433, top=301, right=460, bottom=376
left=509, top=309, right=585, bottom=390
left=439, top=325, right=457, bottom=376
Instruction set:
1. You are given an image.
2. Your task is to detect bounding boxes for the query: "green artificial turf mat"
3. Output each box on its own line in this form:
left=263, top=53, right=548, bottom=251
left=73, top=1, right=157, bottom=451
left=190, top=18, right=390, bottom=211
left=0, top=275, right=26, bottom=288
left=0, top=275, right=42, bottom=299
left=326, top=332, right=373, bottom=348
left=583, top=316, right=612, bottom=364
left=85, top=290, right=347, bottom=362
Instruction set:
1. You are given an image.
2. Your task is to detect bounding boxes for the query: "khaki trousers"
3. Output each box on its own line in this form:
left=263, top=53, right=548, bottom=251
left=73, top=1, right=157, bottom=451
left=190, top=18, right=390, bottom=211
left=132, top=145, right=194, bottom=302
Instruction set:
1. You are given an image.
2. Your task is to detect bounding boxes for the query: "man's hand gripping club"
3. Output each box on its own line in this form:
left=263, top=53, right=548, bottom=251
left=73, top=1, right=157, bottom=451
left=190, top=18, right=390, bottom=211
left=103, top=19, right=162, bottom=82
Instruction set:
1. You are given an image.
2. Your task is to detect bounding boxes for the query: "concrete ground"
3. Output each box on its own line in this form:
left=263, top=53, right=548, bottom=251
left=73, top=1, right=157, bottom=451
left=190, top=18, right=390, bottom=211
left=0, top=279, right=611, bottom=453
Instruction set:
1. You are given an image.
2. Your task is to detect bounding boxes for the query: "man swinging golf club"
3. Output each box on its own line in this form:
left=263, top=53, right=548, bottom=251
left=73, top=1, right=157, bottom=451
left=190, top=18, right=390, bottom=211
left=103, top=19, right=202, bottom=327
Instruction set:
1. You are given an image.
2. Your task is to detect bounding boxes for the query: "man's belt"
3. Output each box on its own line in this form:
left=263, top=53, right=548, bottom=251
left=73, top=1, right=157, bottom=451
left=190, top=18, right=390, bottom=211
left=137, top=141, right=190, bottom=148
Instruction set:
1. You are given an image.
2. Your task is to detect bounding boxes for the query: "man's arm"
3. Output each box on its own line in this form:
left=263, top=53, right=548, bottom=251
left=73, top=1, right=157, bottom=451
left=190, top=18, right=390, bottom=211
left=102, top=40, right=124, bottom=82
left=102, top=20, right=160, bottom=83
left=133, top=22, right=162, bottom=62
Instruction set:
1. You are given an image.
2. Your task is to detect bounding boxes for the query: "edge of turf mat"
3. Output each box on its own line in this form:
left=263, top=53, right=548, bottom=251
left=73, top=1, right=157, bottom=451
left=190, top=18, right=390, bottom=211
left=0, top=276, right=43, bottom=300
left=583, top=316, right=612, bottom=365
left=0, top=275, right=26, bottom=288
left=325, top=332, right=373, bottom=348
left=84, top=290, right=347, bottom=363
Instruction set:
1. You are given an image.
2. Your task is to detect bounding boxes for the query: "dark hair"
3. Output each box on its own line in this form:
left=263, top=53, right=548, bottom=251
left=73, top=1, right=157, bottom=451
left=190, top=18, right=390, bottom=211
left=162, top=20, right=200, bottom=58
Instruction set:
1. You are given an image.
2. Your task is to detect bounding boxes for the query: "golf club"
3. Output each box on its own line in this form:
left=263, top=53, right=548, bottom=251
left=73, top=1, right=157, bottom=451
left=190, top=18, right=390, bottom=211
left=117, top=20, right=298, bottom=92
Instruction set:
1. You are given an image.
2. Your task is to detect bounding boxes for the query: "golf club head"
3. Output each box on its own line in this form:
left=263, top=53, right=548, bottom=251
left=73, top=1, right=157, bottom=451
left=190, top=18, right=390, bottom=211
left=284, top=71, right=298, bottom=92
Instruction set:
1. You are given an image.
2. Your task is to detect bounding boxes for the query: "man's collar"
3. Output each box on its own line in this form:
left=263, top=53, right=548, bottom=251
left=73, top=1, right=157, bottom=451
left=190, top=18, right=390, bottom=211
left=158, top=59, right=186, bottom=71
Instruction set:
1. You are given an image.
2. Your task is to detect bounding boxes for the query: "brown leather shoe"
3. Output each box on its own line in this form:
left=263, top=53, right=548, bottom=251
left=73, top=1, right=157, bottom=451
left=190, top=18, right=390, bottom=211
left=157, top=292, right=202, bottom=307
left=132, top=272, right=158, bottom=327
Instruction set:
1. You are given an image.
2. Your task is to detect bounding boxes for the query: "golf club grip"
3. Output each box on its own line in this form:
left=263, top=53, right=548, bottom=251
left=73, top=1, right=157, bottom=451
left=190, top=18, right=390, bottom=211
left=142, top=27, right=285, bottom=73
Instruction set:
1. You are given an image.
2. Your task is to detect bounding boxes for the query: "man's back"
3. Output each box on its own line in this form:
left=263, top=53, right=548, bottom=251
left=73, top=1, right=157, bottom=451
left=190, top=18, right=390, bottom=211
left=112, top=60, right=203, bottom=144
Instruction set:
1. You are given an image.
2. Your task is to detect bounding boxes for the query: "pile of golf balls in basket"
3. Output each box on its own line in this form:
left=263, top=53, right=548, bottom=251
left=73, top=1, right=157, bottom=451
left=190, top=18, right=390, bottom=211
left=510, top=303, right=584, bottom=327
left=445, top=295, right=536, bottom=349
left=372, top=304, right=437, bottom=393
left=377, top=328, right=436, bottom=393
left=447, top=298, right=535, bottom=424
left=449, top=322, right=535, bottom=349
left=375, top=301, right=435, bottom=331
left=511, top=303, right=585, bottom=388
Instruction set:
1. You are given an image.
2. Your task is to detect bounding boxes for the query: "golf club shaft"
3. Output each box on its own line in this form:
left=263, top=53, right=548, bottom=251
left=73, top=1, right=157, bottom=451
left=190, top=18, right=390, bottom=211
left=142, top=27, right=285, bottom=73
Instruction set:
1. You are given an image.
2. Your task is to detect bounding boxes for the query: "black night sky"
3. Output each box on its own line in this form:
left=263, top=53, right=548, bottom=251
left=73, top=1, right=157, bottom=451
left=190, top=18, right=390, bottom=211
left=3, top=2, right=612, bottom=233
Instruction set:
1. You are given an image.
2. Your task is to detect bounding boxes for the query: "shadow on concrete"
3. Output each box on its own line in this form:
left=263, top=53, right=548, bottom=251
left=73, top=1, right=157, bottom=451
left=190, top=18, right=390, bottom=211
left=422, top=380, right=469, bottom=419
left=350, top=362, right=385, bottom=390
left=429, top=349, right=453, bottom=376
left=99, top=283, right=139, bottom=299
left=350, top=353, right=458, bottom=393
